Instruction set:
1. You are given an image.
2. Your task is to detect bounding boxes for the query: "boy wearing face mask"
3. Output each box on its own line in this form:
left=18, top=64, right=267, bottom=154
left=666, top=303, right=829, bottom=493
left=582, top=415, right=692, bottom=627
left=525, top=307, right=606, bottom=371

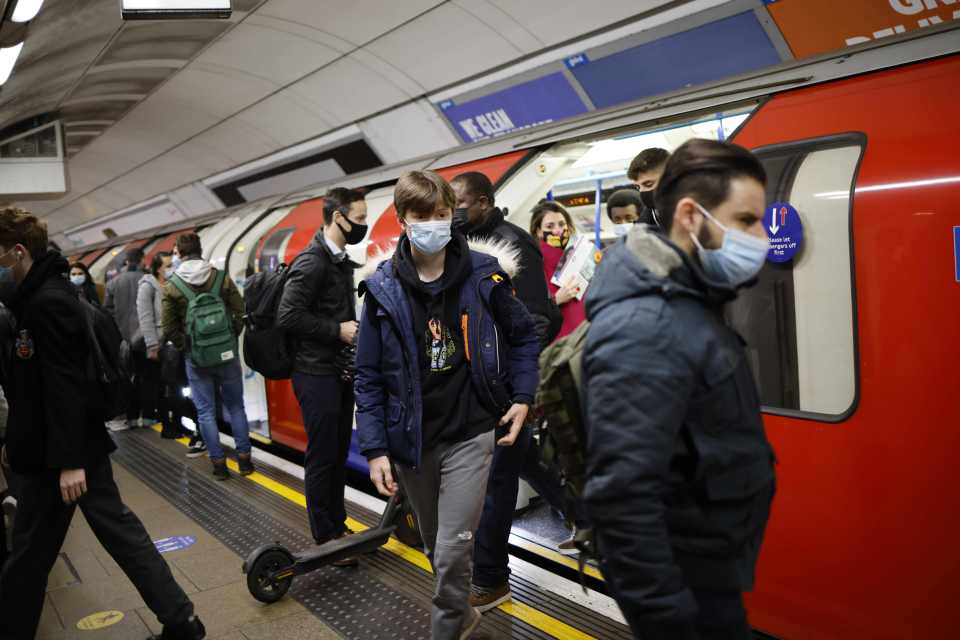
left=582, top=138, right=776, bottom=640
left=355, top=171, right=539, bottom=639
left=276, top=187, right=367, bottom=555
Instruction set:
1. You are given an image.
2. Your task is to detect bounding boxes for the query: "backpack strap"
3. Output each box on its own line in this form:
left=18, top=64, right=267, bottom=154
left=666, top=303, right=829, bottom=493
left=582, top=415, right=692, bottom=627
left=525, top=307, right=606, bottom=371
left=169, top=274, right=196, bottom=301
left=210, top=268, right=225, bottom=297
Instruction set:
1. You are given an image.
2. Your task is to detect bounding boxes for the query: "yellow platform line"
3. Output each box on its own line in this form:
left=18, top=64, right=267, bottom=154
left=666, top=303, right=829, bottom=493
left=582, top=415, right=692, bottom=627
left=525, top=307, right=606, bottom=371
left=149, top=425, right=595, bottom=640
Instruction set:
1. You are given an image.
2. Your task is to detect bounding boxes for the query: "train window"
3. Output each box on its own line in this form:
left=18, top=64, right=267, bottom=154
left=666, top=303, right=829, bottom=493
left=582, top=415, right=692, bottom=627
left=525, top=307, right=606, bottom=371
left=728, top=136, right=863, bottom=419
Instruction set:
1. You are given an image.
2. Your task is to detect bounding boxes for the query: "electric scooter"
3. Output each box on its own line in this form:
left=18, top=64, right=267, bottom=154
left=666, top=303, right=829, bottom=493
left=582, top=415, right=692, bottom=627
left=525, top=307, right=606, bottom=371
left=243, top=490, right=411, bottom=603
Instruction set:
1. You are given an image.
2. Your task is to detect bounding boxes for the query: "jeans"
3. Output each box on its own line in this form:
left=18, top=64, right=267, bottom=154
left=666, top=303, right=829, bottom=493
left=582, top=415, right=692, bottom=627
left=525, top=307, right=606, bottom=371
left=397, top=430, right=494, bottom=640
left=184, top=359, right=251, bottom=461
left=0, top=458, right=194, bottom=638
left=291, top=373, right=353, bottom=542
left=472, top=425, right=531, bottom=589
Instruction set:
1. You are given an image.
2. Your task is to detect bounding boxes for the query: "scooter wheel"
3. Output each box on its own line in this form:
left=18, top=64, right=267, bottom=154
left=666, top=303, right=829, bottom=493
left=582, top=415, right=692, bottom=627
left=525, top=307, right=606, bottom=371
left=246, top=548, right=294, bottom=603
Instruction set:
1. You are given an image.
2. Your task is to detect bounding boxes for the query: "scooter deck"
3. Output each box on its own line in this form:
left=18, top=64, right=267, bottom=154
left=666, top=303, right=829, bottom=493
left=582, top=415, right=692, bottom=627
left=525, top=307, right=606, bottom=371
left=292, top=525, right=397, bottom=574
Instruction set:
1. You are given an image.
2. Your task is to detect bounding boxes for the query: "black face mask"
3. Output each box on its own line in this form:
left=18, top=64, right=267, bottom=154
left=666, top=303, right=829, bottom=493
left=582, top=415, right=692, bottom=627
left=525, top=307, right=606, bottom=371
left=452, top=208, right=470, bottom=230
left=639, top=189, right=657, bottom=210
left=337, top=217, right=368, bottom=245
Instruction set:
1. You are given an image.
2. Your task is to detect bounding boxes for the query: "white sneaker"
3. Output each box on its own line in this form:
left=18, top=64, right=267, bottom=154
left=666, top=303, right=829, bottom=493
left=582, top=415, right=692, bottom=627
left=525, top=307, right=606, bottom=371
left=106, top=419, right=129, bottom=432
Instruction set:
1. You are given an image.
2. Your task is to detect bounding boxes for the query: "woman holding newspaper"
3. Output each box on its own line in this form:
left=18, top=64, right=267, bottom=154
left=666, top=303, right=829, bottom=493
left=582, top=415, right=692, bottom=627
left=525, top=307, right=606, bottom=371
left=528, top=200, right=587, bottom=341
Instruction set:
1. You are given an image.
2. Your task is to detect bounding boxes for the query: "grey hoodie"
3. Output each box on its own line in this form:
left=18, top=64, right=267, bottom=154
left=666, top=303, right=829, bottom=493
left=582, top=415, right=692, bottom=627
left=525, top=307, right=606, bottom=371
left=136, top=274, right=164, bottom=350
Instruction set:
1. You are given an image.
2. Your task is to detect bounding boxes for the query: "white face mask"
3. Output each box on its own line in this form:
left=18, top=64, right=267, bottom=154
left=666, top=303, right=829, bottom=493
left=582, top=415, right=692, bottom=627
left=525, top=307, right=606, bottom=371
left=690, top=202, right=769, bottom=287
left=407, top=220, right=453, bottom=255
left=171, top=254, right=182, bottom=269
left=70, top=274, right=86, bottom=287
left=613, top=223, right=633, bottom=238
left=163, top=267, right=175, bottom=279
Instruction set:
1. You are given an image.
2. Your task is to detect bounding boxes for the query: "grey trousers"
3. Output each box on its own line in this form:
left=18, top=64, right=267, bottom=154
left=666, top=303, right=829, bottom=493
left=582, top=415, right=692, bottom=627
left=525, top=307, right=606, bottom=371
left=397, top=430, right=495, bottom=640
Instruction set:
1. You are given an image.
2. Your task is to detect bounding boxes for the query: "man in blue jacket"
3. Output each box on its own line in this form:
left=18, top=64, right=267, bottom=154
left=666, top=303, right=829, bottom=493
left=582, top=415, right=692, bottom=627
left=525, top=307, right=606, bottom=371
left=583, top=138, right=777, bottom=640
left=355, top=170, right=539, bottom=640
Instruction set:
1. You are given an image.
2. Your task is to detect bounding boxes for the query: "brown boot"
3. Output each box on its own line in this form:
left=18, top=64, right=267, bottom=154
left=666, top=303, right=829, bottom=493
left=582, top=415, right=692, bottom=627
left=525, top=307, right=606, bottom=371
left=237, top=453, right=254, bottom=476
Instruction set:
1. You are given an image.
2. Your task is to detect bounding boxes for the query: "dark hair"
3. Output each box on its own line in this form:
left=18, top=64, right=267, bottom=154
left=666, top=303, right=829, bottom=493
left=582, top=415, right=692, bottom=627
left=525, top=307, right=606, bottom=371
left=0, top=206, right=48, bottom=257
left=394, top=171, right=456, bottom=220
left=150, top=251, right=171, bottom=277
left=655, top=138, right=766, bottom=232
left=175, top=232, right=202, bottom=259
left=69, top=261, right=93, bottom=280
left=450, top=171, right=495, bottom=206
left=529, top=200, right=574, bottom=237
left=323, top=187, right=366, bottom=226
left=47, top=240, right=63, bottom=254
left=124, top=247, right=144, bottom=266
left=606, top=189, right=644, bottom=221
left=627, top=147, right=670, bottom=182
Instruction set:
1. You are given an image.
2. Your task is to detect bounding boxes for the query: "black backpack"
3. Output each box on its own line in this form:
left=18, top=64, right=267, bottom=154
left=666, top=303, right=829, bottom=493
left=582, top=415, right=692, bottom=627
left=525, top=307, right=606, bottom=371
left=242, top=247, right=321, bottom=380
left=81, top=298, right=133, bottom=420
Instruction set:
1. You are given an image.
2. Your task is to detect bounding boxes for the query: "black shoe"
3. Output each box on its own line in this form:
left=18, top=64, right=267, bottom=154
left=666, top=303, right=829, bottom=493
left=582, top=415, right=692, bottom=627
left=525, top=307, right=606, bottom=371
left=186, top=440, right=207, bottom=459
left=149, top=616, right=205, bottom=640
left=160, top=424, right=181, bottom=439
left=212, top=460, right=229, bottom=481
left=237, top=454, right=254, bottom=476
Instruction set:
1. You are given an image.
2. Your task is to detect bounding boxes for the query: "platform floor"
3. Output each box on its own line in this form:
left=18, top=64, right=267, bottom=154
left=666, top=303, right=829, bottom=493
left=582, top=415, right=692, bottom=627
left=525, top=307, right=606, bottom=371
left=32, top=428, right=630, bottom=639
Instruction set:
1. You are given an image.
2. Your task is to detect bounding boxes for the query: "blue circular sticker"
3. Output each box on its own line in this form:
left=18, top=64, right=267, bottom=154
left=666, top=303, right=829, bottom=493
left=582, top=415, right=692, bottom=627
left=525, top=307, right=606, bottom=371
left=766, top=202, right=803, bottom=263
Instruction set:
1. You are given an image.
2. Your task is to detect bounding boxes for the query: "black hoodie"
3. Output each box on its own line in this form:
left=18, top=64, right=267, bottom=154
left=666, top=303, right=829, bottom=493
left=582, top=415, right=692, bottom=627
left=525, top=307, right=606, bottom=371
left=2, top=251, right=115, bottom=474
left=393, top=235, right=495, bottom=450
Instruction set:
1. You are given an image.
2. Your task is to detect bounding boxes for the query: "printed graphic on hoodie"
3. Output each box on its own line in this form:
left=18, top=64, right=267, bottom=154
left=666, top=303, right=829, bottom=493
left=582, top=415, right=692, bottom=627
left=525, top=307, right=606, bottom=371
left=426, top=317, right=457, bottom=372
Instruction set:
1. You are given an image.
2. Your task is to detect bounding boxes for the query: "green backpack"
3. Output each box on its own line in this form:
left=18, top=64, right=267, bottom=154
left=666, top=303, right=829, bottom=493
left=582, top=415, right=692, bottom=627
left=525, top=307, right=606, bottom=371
left=170, top=269, right=238, bottom=369
left=535, top=320, right=597, bottom=581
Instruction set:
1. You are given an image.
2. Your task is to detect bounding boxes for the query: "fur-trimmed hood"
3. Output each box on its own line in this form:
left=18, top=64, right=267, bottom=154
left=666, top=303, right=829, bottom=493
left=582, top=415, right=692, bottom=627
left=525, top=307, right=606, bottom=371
left=357, top=235, right=521, bottom=283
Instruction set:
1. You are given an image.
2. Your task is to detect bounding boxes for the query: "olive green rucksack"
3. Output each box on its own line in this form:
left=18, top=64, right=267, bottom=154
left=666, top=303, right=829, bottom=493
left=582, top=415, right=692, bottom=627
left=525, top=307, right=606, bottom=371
left=170, top=270, right=237, bottom=369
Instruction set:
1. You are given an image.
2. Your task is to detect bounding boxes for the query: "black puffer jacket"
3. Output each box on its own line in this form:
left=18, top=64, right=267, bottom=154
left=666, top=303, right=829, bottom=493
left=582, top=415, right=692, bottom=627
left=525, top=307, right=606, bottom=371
left=582, top=226, right=776, bottom=640
left=2, top=252, right=116, bottom=475
left=276, top=233, right=356, bottom=376
left=462, top=208, right=561, bottom=348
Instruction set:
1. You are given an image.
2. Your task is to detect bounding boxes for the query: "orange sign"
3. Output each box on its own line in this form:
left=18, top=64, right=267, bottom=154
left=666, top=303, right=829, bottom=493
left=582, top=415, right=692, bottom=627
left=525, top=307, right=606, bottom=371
left=767, top=0, right=960, bottom=59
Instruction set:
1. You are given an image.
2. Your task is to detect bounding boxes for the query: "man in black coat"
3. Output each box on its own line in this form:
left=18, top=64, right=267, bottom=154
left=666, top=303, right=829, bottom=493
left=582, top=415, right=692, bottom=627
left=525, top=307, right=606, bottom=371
left=582, top=139, right=776, bottom=640
left=276, top=187, right=366, bottom=557
left=451, top=171, right=562, bottom=611
left=0, top=207, right=204, bottom=640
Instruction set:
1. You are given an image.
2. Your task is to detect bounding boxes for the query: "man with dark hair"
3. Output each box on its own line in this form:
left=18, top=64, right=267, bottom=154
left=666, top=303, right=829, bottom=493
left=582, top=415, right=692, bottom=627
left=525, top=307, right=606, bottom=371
left=0, top=207, right=205, bottom=640
left=276, top=187, right=367, bottom=555
left=627, top=147, right=670, bottom=188
left=105, top=246, right=152, bottom=429
left=162, top=233, right=250, bottom=481
left=450, top=170, right=561, bottom=611
left=607, top=188, right=646, bottom=229
left=583, top=138, right=776, bottom=639
left=357, top=171, right=538, bottom=639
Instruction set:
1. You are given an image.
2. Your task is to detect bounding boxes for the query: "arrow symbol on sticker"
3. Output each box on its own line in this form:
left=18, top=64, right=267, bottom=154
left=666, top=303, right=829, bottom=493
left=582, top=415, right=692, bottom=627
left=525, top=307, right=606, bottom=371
left=769, top=206, right=780, bottom=235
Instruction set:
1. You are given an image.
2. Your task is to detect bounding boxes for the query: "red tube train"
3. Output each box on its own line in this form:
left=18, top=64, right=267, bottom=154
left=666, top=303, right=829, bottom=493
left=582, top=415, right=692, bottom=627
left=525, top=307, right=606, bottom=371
left=69, top=54, right=959, bottom=638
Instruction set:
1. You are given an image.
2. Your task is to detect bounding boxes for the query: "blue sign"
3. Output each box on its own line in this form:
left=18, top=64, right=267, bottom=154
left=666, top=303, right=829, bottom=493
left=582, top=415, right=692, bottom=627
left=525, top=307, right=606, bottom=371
left=438, top=72, right=588, bottom=144
left=766, top=202, right=803, bottom=263
left=954, top=226, right=960, bottom=282
left=565, top=53, right=589, bottom=69
left=569, top=12, right=782, bottom=110
left=154, top=536, right=196, bottom=554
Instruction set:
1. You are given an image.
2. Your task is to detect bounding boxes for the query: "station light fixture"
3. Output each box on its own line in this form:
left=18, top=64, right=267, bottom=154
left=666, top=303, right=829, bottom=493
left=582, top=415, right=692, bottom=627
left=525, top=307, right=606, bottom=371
left=0, top=41, right=23, bottom=86
left=120, top=0, right=231, bottom=20
left=10, top=0, right=44, bottom=23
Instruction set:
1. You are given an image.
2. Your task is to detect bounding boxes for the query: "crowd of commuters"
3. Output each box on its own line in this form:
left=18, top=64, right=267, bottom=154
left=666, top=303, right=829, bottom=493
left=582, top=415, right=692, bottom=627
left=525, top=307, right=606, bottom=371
left=0, top=138, right=777, bottom=640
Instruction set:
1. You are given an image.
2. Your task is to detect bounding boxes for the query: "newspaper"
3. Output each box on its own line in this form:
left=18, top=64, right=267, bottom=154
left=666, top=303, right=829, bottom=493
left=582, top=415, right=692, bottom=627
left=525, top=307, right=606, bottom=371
left=550, top=235, right=599, bottom=301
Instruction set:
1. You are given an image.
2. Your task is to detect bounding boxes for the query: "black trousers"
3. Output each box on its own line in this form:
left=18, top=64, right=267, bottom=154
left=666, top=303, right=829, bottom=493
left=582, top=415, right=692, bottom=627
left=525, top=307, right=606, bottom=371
left=0, top=457, right=193, bottom=638
left=292, top=373, right=353, bottom=543
left=693, top=590, right=752, bottom=640
left=128, top=350, right=163, bottom=422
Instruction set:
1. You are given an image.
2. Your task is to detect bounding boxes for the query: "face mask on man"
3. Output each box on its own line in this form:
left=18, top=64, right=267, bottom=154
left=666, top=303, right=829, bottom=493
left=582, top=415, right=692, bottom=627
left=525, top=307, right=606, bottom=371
left=452, top=208, right=470, bottom=230
left=171, top=254, right=182, bottom=270
left=690, top=202, right=769, bottom=287
left=0, top=248, right=20, bottom=304
left=70, top=274, right=86, bottom=287
left=163, top=267, right=175, bottom=280
left=337, top=215, right=368, bottom=246
left=613, top=223, right=633, bottom=238
left=407, top=220, right=452, bottom=255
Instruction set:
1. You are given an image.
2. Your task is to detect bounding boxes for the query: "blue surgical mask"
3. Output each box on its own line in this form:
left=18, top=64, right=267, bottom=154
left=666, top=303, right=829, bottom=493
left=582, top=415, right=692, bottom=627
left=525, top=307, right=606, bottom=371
left=407, top=220, right=452, bottom=255
left=171, top=254, right=182, bottom=269
left=163, top=267, right=175, bottom=280
left=613, top=223, right=633, bottom=238
left=70, top=274, right=86, bottom=287
left=690, top=202, right=769, bottom=287
left=0, top=248, right=19, bottom=303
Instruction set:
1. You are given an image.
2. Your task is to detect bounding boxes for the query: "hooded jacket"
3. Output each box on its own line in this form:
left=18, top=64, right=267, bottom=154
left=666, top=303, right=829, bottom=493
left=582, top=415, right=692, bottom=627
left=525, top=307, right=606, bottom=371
left=461, top=208, right=562, bottom=348
left=355, top=235, right=540, bottom=468
left=275, top=232, right=356, bottom=376
left=582, top=225, right=776, bottom=639
left=160, top=259, right=244, bottom=353
left=137, top=274, right=165, bottom=351
left=104, top=264, right=145, bottom=350
left=1, top=252, right=116, bottom=474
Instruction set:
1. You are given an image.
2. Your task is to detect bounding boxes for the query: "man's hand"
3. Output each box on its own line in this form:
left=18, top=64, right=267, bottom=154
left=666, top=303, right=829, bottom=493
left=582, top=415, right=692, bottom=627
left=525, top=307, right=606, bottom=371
left=339, top=320, right=359, bottom=345
left=497, top=403, right=529, bottom=446
left=369, top=456, right=398, bottom=497
left=147, top=346, right=160, bottom=361
left=60, top=468, right=88, bottom=505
